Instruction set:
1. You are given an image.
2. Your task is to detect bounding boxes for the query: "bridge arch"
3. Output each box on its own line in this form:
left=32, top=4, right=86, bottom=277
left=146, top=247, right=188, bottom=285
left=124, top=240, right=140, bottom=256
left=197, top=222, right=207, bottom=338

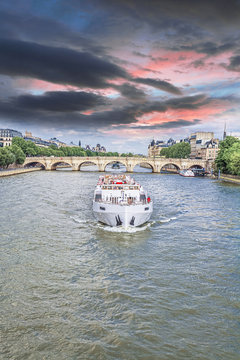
left=51, top=161, right=72, bottom=170
left=133, top=162, right=154, bottom=172
left=189, top=164, right=204, bottom=170
left=104, top=160, right=127, bottom=172
left=24, top=161, right=46, bottom=170
left=160, top=163, right=180, bottom=173
left=78, top=161, right=99, bottom=171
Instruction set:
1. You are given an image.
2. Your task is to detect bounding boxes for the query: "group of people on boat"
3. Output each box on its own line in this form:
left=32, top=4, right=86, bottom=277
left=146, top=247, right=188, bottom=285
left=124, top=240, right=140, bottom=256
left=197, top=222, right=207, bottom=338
left=98, top=174, right=135, bottom=186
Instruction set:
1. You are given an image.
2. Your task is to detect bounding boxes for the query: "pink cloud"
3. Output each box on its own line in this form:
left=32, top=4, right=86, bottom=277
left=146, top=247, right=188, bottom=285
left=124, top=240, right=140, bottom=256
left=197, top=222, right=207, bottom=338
left=101, top=95, right=233, bottom=141
left=81, top=110, right=94, bottom=115
left=15, top=78, right=78, bottom=92
left=130, top=50, right=236, bottom=86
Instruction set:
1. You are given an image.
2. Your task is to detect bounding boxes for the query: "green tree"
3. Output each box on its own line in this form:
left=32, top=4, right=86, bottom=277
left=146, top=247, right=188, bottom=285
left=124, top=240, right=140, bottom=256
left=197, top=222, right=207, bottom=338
left=12, top=137, right=40, bottom=156
left=8, top=145, right=26, bottom=164
left=160, top=147, right=170, bottom=157
left=160, top=143, right=190, bottom=158
left=37, top=147, right=53, bottom=156
left=0, top=148, right=16, bottom=168
left=215, top=136, right=240, bottom=174
left=12, top=137, right=28, bottom=153
left=49, top=144, right=58, bottom=150
left=25, top=143, right=38, bottom=156
left=120, top=152, right=134, bottom=157
left=227, top=142, right=240, bottom=175
left=219, top=141, right=240, bottom=175
left=86, top=149, right=93, bottom=156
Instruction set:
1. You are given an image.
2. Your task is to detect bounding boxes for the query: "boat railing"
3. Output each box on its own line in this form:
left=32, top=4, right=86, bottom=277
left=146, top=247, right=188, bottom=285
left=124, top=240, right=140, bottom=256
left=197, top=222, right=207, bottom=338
left=96, top=199, right=148, bottom=205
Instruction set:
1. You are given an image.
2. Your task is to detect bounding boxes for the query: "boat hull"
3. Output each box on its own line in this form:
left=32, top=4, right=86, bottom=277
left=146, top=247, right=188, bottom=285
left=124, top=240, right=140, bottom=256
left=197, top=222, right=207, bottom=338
left=179, top=170, right=195, bottom=177
left=93, top=201, right=153, bottom=227
left=179, top=173, right=195, bottom=177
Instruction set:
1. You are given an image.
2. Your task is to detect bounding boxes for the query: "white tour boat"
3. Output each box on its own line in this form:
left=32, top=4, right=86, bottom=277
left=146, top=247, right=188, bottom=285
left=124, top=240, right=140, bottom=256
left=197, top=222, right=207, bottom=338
left=93, top=174, right=153, bottom=227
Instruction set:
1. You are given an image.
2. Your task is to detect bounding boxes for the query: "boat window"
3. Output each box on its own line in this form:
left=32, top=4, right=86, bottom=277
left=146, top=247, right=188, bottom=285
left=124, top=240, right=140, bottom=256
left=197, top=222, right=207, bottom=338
left=100, top=206, right=105, bottom=211
left=140, top=194, right=146, bottom=201
left=129, top=186, right=133, bottom=190
left=95, top=194, right=102, bottom=202
left=108, top=186, right=112, bottom=190
left=145, top=207, right=149, bottom=211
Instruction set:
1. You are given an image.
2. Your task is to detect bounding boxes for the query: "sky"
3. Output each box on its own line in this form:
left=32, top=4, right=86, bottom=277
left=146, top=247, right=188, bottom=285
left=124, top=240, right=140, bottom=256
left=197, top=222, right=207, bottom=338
left=0, top=0, right=240, bottom=154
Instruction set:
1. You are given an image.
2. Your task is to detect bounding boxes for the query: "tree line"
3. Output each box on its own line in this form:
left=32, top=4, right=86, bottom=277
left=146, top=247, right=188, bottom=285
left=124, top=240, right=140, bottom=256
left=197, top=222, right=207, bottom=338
left=0, top=137, right=135, bottom=168
left=160, top=142, right=191, bottom=158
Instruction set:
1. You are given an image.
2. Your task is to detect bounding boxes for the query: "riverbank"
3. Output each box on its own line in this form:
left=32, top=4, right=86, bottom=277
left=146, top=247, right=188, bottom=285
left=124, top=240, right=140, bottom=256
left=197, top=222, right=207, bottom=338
left=220, top=174, right=240, bottom=185
left=0, top=167, right=42, bottom=177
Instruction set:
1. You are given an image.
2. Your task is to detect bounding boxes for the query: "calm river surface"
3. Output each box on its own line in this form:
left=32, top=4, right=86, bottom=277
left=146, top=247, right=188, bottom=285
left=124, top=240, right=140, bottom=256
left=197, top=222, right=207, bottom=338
left=0, top=169, right=239, bottom=360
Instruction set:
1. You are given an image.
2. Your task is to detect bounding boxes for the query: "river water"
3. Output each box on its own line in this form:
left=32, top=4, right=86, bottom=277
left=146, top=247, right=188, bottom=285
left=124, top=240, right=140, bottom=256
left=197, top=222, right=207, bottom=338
left=0, top=169, right=239, bottom=360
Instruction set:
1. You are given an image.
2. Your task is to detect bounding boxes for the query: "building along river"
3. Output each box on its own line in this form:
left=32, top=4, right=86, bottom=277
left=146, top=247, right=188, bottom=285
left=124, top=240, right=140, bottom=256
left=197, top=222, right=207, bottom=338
left=0, top=168, right=239, bottom=359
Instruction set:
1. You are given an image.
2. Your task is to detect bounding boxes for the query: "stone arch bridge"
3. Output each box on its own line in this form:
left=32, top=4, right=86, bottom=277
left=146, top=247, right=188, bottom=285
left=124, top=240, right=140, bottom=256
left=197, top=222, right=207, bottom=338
left=23, top=156, right=211, bottom=173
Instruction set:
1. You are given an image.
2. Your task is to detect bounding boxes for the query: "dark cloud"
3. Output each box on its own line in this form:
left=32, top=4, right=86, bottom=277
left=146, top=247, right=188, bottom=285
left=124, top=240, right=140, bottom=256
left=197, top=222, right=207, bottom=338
left=133, top=51, right=151, bottom=59
left=134, top=78, right=182, bottom=95
left=166, top=94, right=209, bottom=109
left=0, top=9, right=107, bottom=54
left=0, top=101, right=138, bottom=129
left=92, top=0, right=240, bottom=28
left=172, top=41, right=237, bottom=56
left=73, top=0, right=240, bottom=60
left=0, top=38, right=183, bottom=98
left=112, top=83, right=146, bottom=100
left=0, top=38, right=128, bottom=89
left=11, top=91, right=108, bottom=112
left=133, top=51, right=168, bottom=62
left=128, top=119, right=201, bottom=130
left=223, top=55, right=240, bottom=72
left=0, top=93, right=209, bottom=129
left=139, top=68, right=162, bottom=75
left=191, top=59, right=205, bottom=68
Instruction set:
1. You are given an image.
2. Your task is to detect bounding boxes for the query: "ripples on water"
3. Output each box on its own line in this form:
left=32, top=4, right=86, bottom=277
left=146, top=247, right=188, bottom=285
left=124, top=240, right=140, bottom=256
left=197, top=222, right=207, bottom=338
left=0, top=170, right=240, bottom=359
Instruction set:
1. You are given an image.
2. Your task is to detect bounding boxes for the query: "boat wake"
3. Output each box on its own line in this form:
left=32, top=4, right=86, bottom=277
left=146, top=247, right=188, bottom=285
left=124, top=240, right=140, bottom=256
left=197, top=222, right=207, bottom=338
left=70, top=215, right=89, bottom=225
left=96, top=221, right=153, bottom=233
left=71, top=213, right=177, bottom=232
left=71, top=215, right=154, bottom=233
left=158, top=216, right=177, bottom=223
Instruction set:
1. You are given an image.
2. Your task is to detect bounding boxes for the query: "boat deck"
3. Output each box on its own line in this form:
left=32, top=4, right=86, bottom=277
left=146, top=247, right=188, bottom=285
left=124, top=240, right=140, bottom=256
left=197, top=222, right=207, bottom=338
left=97, top=174, right=136, bottom=186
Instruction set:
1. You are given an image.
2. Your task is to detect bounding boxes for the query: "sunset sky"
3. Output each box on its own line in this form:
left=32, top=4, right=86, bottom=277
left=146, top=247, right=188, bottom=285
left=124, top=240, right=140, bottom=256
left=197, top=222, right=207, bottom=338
left=0, top=0, right=239, bottom=153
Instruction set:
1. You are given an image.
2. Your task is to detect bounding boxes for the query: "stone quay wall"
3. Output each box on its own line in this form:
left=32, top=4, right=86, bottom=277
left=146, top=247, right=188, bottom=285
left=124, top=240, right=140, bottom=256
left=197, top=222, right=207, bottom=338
left=0, top=167, right=42, bottom=178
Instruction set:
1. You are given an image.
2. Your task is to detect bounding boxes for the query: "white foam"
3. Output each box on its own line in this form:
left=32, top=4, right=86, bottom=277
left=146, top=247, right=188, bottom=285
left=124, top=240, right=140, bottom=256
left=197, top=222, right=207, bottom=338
left=96, top=221, right=153, bottom=233
left=158, top=216, right=177, bottom=223
left=70, top=216, right=88, bottom=224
